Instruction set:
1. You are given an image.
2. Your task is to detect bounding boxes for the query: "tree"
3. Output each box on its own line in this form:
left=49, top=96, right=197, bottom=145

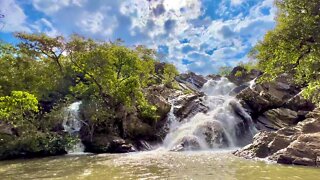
left=0, top=91, right=38, bottom=128
left=0, top=41, right=70, bottom=104
left=15, top=33, right=66, bottom=72
left=162, top=63, right=179, bottom=87
left=250, top=0, right=320, bottom=105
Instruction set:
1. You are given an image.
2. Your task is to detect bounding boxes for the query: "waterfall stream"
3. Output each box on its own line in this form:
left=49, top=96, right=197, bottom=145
left=163, top=77, right=256, bottom=151
left=63, top=101, right=85, bottom=154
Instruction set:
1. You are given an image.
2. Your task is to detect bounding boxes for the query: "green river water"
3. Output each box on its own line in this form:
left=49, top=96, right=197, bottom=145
left=0, top=150, right=319, bottom=180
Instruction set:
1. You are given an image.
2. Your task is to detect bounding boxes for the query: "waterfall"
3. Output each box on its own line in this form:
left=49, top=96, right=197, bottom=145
left=163, top=77, right=256, bottom=151
left=63, top=101, right=85, bottom=154
left=249, top=77, right=257, bottom=90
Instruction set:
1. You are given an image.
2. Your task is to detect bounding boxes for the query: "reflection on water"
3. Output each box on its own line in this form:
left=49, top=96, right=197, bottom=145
left=0, top=150, right=319, bottom=180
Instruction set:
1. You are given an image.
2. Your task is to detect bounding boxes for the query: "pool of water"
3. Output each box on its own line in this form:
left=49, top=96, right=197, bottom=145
left=0, top=150, right=319, bottom=179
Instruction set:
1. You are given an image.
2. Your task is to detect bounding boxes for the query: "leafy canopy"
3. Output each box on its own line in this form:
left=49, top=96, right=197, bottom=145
left=250, top=0, right=320, bottom=105
left=0, top=91, right=38, bottom=127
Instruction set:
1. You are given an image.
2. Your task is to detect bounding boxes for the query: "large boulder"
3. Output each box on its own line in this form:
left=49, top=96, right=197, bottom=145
left=234, top=131, right=276, bottom=158
left=170, top=135, right=202, bottom=151
left=83, top=134, right=135, bottom=153
left=195, top=121, right=229, bottom=148
left=274, top=133, right=320, bottom=166
left=173, top=93, right=208, bottom=120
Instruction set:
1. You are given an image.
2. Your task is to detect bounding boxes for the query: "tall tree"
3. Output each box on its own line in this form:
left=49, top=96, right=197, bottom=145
left=15, top=33, right=66, bottom=72
left=250, top=0, right=320, bottom=105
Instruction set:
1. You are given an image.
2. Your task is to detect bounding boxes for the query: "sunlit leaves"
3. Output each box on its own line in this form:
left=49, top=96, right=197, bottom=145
left=0, top=91, right=38, bottom=126
left=251, top=0, right=320, bottom=104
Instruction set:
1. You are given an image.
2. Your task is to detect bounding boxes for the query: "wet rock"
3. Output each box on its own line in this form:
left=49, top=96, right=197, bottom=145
left=170, top=135, right=202, bottom=151
left=234, top=131, right=276, bottom=158
left=274, top=133, right=320, bottom=166
left=230, top=84, right=248, bottom=96
left=174, top=93, right=208, bottom=120
left=284, top=93, right=315, bottom=112
left=195, top=121, right=229, bottom=148
left=229, top=100, right=253, bottom=126
left=235, top=73, right=314, bottom=132
left=236, top=88, right=283, bottom=115
left=135, top=140, right=153, bottom=151
left=176, top=72, right=208, bottom=89
left=84, top=135, right=135, bottom=153
left=123, top=115, right=156, bottom=140
left=109, top=139, right=136, bottom=153
left=206, top=74, right=222, bottom=81
left=256, top=108, right=299, bottom=130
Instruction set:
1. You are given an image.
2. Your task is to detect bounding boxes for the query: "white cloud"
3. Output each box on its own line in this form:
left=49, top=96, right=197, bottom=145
left=120, top=0, right=202, bottom=38
left=0, top=0, right=276, bottom=75
left=78, top=11, right=118, bottom=35
left=0, top=0, right=29, bottom=32
left=78, top=12, right=104, bottom=34
left=32, top=0, right=86, bottom=14
left=30, top=18, right=59, bottom=37
left=230, top=0, right=244, bottom=6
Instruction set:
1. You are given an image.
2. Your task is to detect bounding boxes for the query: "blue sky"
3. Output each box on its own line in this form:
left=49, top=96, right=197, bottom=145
left=0, top=0, right=276, bottom=75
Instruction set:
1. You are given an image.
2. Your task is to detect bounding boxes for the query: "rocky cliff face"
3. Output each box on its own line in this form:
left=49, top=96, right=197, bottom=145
left=229, top=66, right=319, bottom=167
left=234, top=108, right=320, bottom=166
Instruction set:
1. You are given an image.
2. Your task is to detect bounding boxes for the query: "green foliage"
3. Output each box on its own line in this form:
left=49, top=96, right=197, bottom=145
left=0, top=132, right=74, bottom=159
left=162, top=63, right=179, bottom=87
left=138, top=100, right=159, bottom=123
left=0, top=41, right=72, bottom=103
left=218, top=66, right=233, bottom=76
left=235, top=71, right=243, bottom=77
left=15, top=32, right=66, bottom=72
left=183, top=89, right=193, bottom=95
left=250, top=0, right=320, bottom=105
left=0, top=91, right=38, bottom=127
left=0, top=33, right=178, bottom=158
left=238, top=61, right=259, bottom=71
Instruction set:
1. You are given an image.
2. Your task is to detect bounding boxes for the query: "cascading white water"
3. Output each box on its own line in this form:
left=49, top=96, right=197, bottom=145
left=249, top=77, right=257, bottom=90
left=63, top=101, right=85, bottom=154
left=163, top=77, right=256, bottom=151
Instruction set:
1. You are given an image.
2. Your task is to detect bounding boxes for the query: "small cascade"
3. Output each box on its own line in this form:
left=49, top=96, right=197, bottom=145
left=63, top=101, right=85, bottom=154
left=163, top=77, right=256, bottom=151
left=248, top=77, right=257, bottom=90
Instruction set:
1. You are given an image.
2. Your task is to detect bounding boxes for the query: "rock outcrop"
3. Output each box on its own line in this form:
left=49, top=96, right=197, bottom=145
left=83, top=135, right=135, bottom=153
left=176, top=72, right=208, bottom=89
left=236, top=73, right=315, bottom=131
left=234, top=108, right=320, bottom=167
left=229, top=66, right=319, bottom=167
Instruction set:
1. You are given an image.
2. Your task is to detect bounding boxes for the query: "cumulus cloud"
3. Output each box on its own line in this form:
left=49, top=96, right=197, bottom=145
left=32, top=0, right=86, bottom=14
left=0, top=0, right=29, bottom=32
left=230, top=0, right=245, bottom=6
left=30, top=18, right=59, bottom=37
left=0, top=0, right=276, bottom=75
